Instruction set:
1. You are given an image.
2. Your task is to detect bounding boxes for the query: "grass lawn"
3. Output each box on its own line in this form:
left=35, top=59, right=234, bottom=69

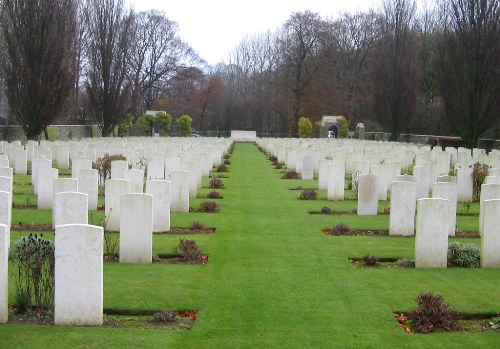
left=2, top=142, right=499, bottom=348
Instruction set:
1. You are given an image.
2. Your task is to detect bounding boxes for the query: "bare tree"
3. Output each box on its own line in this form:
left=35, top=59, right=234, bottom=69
left=128, top=10, right=199, bottom=116
left=435, top=0, right=500, bottom=149
left=372, top=0, right=419, bottom=141
left=83, top=0, right=132, bottom=136
left=280, top=11, right=328, bottom=136
left=1, top=0, right=77, bottom=140
left=328, top=10, right=380, bottom=125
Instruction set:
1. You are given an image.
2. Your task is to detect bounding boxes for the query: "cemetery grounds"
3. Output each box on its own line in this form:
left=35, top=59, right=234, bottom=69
left=2, top=142, right=500, bottom=348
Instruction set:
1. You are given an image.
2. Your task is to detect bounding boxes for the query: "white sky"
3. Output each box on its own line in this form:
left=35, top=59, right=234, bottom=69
left=127, top=0, right=380, bottom=65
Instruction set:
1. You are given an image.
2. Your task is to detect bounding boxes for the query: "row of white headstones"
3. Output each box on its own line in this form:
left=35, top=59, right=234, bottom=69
left=0, top=137, right=231, bottom=325
left=257, top=137, right=500, bottom=268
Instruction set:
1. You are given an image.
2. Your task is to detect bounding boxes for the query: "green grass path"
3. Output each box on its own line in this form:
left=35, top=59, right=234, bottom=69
left=2, top=142, right=500, bottom=348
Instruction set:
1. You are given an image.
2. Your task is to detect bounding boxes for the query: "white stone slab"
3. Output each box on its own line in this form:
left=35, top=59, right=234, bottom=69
left=119, top=193, right=153, bottom=263
left=78, top=169, right=99, bottom=210
left=479, top=183, right=500, bottom=235
left=125, top=169, right=144, bottom=193
left=110, top=160, right=128, bottom=180
left=481, top=199, right=500, bottom=268
left=432, top=182, right=457, bottom=236
left=145, top=180, right=171, bottom=232
left=147, top=160, right=165, bottom=180
left=104, top=179, right=130, bottom=231
left=53, top=192, right=88, bottom=228
left=170, top=171, right=189, bottom=212
left=389, top=181, right=416, bottom=236
left=0, top=224, right=7, bottom=323
left=37, top=167, right=59, bottom=209
left=327, top=163, right=345, bottom=200
left=415, top=198, right=450, bottom=268
left=455, top=163, right=473, bottom=202
left=14, top=149, right=27, bottom=175
left=370, top=164, right=388, bottom=201
left=300, top=153, right=314, bottom=180
left=357, top=174, right=378, bottom=215
left=54, top=224, right=103, bottom=325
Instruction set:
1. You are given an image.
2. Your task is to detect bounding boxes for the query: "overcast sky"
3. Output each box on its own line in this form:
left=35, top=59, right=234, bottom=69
left=127, top=0, right=380, bottom=65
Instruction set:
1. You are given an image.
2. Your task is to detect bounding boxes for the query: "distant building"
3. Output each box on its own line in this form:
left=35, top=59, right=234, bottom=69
left=320, top=116, right=344, bottom=138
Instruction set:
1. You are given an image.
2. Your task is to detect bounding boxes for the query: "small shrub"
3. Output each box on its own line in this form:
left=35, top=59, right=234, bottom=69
left=200, top=201, right=220, bottom=213
left=268, top=155, right=278, bottom=162
left=207, top=191, right=222, bottom=199
left=176, top=114, right=192, bottom=136
left=154, top=310, right=178, bottom=322
left=471, top=162, right=490, bottom=202
left=9, top=234, right=55, bottom=311
left=489, top=316, right=500, bottom=329
left=298, top=189, right=317, bottom=200
left=408, top=292, right=460, bottom=333
left=224, top=159, right=231, bottom=165
left=92, top=153, right=127, bottom=186
left=329, top=223, right=352, bottom=236
left=447, top=242, right=480, bottom=268
left=174, top=238, right=202, bottom=262
left=189, top=221, right=206, bottom=231
left=298, top=116, right=313, bottom=138
left=209, top=178, right=224, bottom=189
left=282, top=170, right=300, bottom=179
left=216, top=164, right=228, bottom=172
left=362, top=255, right=380, bottom=266
left=273, top=162, right=282, bottom=169
left=223, top=154, right=231, bottom=160
left=321, top=206, right=332, bottom=214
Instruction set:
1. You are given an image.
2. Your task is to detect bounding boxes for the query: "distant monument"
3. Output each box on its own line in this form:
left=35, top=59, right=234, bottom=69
left=320, top=116, right=344, bottom=138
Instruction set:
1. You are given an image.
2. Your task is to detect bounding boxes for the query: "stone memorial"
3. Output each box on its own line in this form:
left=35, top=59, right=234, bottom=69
left=357, top=174, right=378, bottom=215
left=170, top=170, right=190, bottom=212
left=479, top=183, right=500, bottom=235
left=145, top=180, right=171, bottom=232
left=300, top=153, right=314, bottom=180
left=37, top=167, right=59, bottom=209
left=432, top=182, right=457, bottom=236
left=389, top=181, right=416, bottom=236
left=125, top=169, right=144, bottom=193
left=105, top=179, right=130, bottom=231
left=78, top=169, right=99, bottom=210
left=53, top=192, right=89, bottom=228
left=415, top=198, right=450, bottom=268
left=54, top=224, right=103, bottom=325
left=327, top=163, right=345, bottom=200
left=119, top=193, right=153, bottom=263
left=110, top=160, right=128, bottom=180
left=0, top=224, right=7, bottom=323
left=481, top=199, right=500, bottom=268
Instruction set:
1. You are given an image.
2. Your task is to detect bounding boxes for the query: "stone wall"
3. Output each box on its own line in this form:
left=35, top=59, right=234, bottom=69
left=0, top=125, right=100, bottom=142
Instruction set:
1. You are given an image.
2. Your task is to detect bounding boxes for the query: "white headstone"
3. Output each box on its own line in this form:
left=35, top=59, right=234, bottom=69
left=415, top=198, right=450, bottom=268
left=479, top=183, right=500, bottom=235
left=54, top=224, right=103, bottom=325
left=78, top=169, right=99, bottom=210
left=119, top=193, right=153, bottom=263
left=147, top=160, right=165, bottom=180
left=432, top=182, right=458, bottom=236
left=14, top=149, right=27, bottom=175
left=164, top=157, right=181, bottom=180
left=145, top=180, right=171, bottom=232
left=0, top=190, right=12, bottom=246
left=32, top=158, right=52, bottom=195
left=104, top=179, right=130, bottom=231
left=357, top=174, right=379, bottom=215
left=170, top=171, right=190, bottom=212
left=0, top=224, right=7, bottom=323
left=370, top=164, right=388, bottom=201
left=37, top=167, right=59, bottom=209
left=327, top=163, right=345, bottom=200
left=413, top=165, right=431, bottom=199
left=481, top=199, right=500, bottom=268
left=125, top=169, right=144, bottom=193
left=300, top=153, right=314, bottom=180
left=53, top=192, right=88, bottom=228
left=56, top=147, right=70, bottom=170
left=110, top=160, right=128, bottom=180
left=72, top=159, right=92, bottom=180
left=389, top=181, right=416, bottom=236
left=455, top=163, right=473, bottom=202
